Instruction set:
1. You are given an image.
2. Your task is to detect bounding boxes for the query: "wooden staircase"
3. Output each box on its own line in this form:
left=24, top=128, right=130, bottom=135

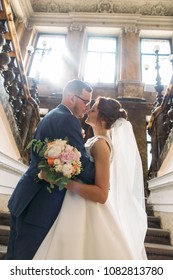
left=1, top=206, right=173, bottom=260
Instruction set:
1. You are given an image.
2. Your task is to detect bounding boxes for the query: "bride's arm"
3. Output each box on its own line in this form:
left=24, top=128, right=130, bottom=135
left=65, top=139, right=110, bottom=204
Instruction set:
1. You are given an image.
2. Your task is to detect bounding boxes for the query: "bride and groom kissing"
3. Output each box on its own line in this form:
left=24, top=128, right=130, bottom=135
left=6, top=79, right=147, bottom=260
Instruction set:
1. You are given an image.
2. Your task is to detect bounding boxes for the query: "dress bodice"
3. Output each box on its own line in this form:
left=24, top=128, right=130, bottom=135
left=85, top=135, right=113, bottom=162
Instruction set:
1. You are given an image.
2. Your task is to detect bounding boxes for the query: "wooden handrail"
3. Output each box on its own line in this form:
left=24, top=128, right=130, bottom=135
left=148, top=78, right=173, bottom=177
left=1, top=0, right=30, bottom=99
left=0, top=0, right=40, bottom=163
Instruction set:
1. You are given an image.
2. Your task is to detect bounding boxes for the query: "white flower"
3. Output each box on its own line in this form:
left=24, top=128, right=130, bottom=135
left=55, top=139, right=67, bottom=149
left=44, top=142, right=62, bottom=158
left=54, top=159, right=63, bottom=172
left=62, top=163, right=73, bottom=178
left=31, top=137, right=82, bottom=191
left=65, top=144, right=74, bottom=152
left=74, top=148, right=81, bottom=161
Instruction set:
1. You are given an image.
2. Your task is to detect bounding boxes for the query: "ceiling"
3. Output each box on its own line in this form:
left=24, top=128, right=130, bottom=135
left=31, top=0, right=173, bottom=15
left=11, top=0, right=173, bottom=19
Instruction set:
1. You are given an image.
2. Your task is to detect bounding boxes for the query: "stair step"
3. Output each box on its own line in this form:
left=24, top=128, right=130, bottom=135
left=145, top=228, right=170, bottom=245
left=147, top=216, right=161, bottom=228
left=0, top=212, right=10, bottom=226
left=145, top=242, right=173, bottom=260
left=0, top=209, right=172, bottom=260
left=0, top=225, right=10, bottom=246
left=0, top=245, right=7, bottom=260
left=146, top=205, right=154, bottom=216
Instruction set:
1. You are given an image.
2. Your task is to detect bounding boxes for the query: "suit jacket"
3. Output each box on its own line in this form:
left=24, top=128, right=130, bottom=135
left=8, top=104, right=95, bottom=229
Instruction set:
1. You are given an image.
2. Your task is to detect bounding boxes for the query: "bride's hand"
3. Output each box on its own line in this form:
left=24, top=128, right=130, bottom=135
left=65, top=180, right=75, bottom=190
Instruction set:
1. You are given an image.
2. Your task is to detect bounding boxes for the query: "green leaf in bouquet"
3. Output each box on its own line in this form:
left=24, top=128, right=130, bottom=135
left=29, top=137, right=82, bottom=194
left=34, top=141, right=45, bottom=154
left=38, top=144, right=47, bottom=157
left=47, top=183, right=55, bottom=193
left=26, top=139, right=37, bottom=149
left=57, top=177, right=70, bottom=191
left=38, top=159, right=47, bottom=169
left=47, top=171, right=59, bottom=182
left=27, top=138, right=48, bottom=155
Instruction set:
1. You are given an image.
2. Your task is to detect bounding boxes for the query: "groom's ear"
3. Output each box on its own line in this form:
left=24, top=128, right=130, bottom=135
left=70, top=94, right=76, bottom=105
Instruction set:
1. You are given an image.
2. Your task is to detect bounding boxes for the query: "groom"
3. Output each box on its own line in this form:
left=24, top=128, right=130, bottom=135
left=6, top=79, right=95, bottom=259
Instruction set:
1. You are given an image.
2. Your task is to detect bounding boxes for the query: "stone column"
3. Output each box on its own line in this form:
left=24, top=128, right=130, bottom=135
left=118, top=25, right=144, bottom=98
left=65, top=23, right=84, bottom=80
left=14, top=19, right=35, bottom=63
left=12, top=19, right=37, bottom=73
left=117, top=26, right=147, bottom=189
left=117, top=98, right=148, bottom=189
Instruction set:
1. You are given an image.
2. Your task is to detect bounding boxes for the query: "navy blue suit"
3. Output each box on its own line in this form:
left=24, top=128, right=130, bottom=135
left=6, top=104, right=95, bottom=259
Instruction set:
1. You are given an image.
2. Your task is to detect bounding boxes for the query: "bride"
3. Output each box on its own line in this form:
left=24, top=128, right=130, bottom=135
left=33, top=97, right=147, bottom=260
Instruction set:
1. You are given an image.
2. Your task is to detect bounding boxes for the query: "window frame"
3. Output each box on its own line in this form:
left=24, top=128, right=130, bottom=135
left=140, top=37, right=172, bottom=87
left=82, top=35, right=118, bottom=86
left=27, top=32, right=67, bottom=80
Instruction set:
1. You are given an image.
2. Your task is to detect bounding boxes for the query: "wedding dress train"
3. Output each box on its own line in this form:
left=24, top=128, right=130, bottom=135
left=33, top=189, right=135, bottom=260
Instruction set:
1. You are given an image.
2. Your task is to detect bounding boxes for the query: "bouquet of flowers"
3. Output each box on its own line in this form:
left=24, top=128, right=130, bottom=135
left=27, top=138, right=82, bottom=192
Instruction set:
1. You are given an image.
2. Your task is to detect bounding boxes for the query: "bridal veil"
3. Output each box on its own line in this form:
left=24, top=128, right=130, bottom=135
left=109, top=118, right=147, bottom=259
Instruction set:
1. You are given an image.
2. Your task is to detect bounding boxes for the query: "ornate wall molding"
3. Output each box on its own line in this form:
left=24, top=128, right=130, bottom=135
left=9, top=1, right=173, bottom=32
left=0, top=152, right=27, bottom=195
left=68, top=24, right=83, bottom=32
left=10, top=0, right=33, bottom=25
left=97, top=0, right=114, bottom=13
left=148, top=171, right=173, bottom=213
left=16, top=17, right=28, bottom=27
left=158, top=129, right=173, bottom=177
left=30, top=0, right=173, bottom=16
left=123, top=25, right=139, bottom=33
left=117, top=81, right=144, bottom=98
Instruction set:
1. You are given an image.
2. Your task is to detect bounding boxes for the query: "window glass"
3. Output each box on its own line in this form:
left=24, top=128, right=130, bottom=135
left=141, top=39, right=171, bottom=54
left=141, top=38, right=172, bottom=86
left=28, top=34, right=67, bottom=83
left=84, top=36, right=117, bottom=84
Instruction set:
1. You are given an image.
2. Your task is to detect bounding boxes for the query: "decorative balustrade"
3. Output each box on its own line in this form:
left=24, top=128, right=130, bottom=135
left=148, top=77, right=173, bottom=178
left=0, top=0, right=40, bottom=163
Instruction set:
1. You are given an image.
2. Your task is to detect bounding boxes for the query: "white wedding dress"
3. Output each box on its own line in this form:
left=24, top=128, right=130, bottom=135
left=33, top=121, right=147, bottom=260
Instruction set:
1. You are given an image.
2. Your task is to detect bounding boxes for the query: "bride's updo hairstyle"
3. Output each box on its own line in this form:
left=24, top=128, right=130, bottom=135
left=97, top=97, right=127, bottom=129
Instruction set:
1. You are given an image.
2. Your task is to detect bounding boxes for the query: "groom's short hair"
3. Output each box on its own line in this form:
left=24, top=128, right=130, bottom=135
left=63, top=79, right=93, bottom=96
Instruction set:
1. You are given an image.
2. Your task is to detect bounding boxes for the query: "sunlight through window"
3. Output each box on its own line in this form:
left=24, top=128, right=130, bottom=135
left=28, top=34, right=67, bottom=84
left=84, top=37, right=117, bottom=83
left=141, top=39, right=172, bottom=86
